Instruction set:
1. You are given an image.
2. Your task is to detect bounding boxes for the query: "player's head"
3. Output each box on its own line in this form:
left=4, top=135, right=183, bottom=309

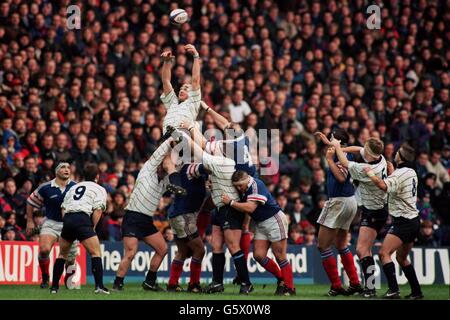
left=178, top=83, right=191, bottom=102
left=363, top=137, right=384, bottom=161
left=329, top=128, right=349, bottom=146
left=55, top=162, right=71, bottom=180
left=231, top=170, right=250, bottom=193
left=395, top=143, right=415, bottom=164
left=83, top=163, right=99, bottom=182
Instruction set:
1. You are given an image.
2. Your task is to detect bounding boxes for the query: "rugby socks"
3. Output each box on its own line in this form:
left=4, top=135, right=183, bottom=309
left=145, top=270, right=157, bottom=284
left=51, top=258, right=66, bottom=289
left=189, top=257, right=202, bottom=285
left=360, top=256, right=375, bottom=290
left=382, top=262, right=399, bottom=292
left=259, top=256, right=282, bottom=280
left=38, top=255, right=50, bottom=282
left=401, top=264, right=422, bottom=295
left=320, top=248, right=342, bottom=289
left=232, top=250, right=251, bottom=285
left=278, top=259, right=294, bottom=289
left=168, top=259, right=184, bottom=286
left=240, top=231, right=252, bottom=261
left=91, top=257, right=104, bottom=288
left=168, top=172, right=182, bottom=187
left=212, top=252, right=225, bottom=283
left=114, top=276, right=124, bottom=286
left=338, top=247, right=360, bottom=286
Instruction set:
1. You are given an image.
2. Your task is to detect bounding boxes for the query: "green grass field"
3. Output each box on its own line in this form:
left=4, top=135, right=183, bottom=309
left=0, top=284, right=447, bottom=300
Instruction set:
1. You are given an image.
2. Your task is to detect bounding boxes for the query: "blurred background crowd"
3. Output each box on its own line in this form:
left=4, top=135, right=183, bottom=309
left=0, top=0, right=448, bottom=247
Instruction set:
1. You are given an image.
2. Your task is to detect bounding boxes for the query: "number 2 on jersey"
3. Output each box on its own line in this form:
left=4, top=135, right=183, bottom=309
left=73, top=186, right=86, bottom=200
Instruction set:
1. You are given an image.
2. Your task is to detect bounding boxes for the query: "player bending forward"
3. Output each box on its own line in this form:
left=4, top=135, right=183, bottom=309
left=222, top=171, right=295, bottom=296
left=50, top=164, right=108, bottom=294
left=330, top=137, right=388, bottom=298
left=26, top=162, right=77, bottom=289
left=113, top=137, right=185, bottom=291
left=363, top=143, right=424, bottom=300
left=315, top=130, right=362, bottom=296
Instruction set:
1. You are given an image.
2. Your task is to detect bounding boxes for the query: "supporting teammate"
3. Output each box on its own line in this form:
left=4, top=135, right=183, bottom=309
left=223, top=170, right=295, bottom=296
left=315, top=130, right=363, bottom=296
left=363, top=143, right=424, bottom=300
left=330, top=137, right=388, bottom=298
left=26, top=162, right=77, bottom=289
left=50, top=163, right=108, bottom=294
left=166, top=163, right=207, bottom=293
left=112, top=137, right=185, bottom=292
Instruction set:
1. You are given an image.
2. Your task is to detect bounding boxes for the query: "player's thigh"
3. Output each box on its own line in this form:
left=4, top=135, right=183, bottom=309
left=187, top=236, right=205, bottom=257
left=81, top=235, right=102, bottom=257
left=395, top=242, right=414, bottom=267
left=123, top=236, right=139, bottom=257
left=317, top=225, right=338, bottom=251
left=39, top=234, right=58, bottom=253
left=143, top=232, right=167, bottom=256
left=356, top=226, right=378, bottom=255
left=211, top=225, right=225, bottom=252
left=271, top=238, right=288, bottom=261
left=58, top=237, right=74, bottom=258
left=335, top=229, right=350, bottom=250
left=224, top=229, right=242, bottom=254
left=253, top=239, right=270, bottom=261
left=379, top=233, right=404, bottom=262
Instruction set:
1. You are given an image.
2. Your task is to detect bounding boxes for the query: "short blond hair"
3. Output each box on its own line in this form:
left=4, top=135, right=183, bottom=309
left=364, top=138, right=384, bottom=157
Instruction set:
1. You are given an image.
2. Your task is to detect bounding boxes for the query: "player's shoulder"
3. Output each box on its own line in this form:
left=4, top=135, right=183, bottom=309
left=68, top=180, right=77, bottom=187
left=37, top=180, right=53, bottom=191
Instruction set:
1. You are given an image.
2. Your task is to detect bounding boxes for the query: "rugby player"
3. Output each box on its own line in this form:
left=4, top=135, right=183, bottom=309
left=315, top=130, right=362, bottom=296
left=50, top=163, right=108, bottom=294
left=26, top=162, right=77, bottom=289
left=223, top=170, right=295, bottom=296
left=330, top=137, right=388, bottom=298
left=363, top=143, right=424, bottom=299
left=112, top=137, right=185, bottom=291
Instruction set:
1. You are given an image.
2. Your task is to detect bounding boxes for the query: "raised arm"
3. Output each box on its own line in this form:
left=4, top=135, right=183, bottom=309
left=201, top=101, right=230, bottom=131
left=342, top=146, right=363, bottom=154
left=325, top=146, right=346, bottom=183
left=161, top=51, right=174, bottom=95
left=330, top=139, right=350, bottom=168
left=184, top=44, right=201, bottom=90
left=363, top=166, right=388, bottom=191
left=180, top=121, right=207, bottom=150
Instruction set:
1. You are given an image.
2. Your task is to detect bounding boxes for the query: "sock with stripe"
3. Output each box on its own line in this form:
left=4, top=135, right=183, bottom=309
left=169, top=259, right=184, bottom=286
left=51, top=258, right=66, bottom=289
left=189, top=257, right=202, bottom=285
left=338, top=247, right=360, bottom=286
left=212, top=252, right=225, bottom=284
left=360, top=256, right=375, bottom=290
left=401, top=264, right=422, bottom=296
left=91, top=257, right=104, bottom=288
left=232, top=250, right=251, bottom=285
left=278, top=259, right=294, bottom=289
left=38, top=255, right=50, bottom=282
left=259, top=256, right=282, bottom=280
left=240, top=231, right=252, bottom=260
left=320, top=248, right=342, bottom=289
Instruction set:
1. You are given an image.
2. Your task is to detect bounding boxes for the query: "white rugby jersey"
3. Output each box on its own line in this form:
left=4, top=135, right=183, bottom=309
left=201, top=152, right=238, bottom=208
left=125, top=139, right=171, bottom=216
left=348, top=155, right=388, bottom=210
left=161, top=88, right=201, bottom=134
left=384, top=167, right=419, bottom=219
left=62, top=181, right=107, bottom=216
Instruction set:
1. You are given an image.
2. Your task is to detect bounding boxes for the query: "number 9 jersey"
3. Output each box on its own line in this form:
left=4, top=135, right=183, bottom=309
left=62, top=181, right=107, bottom=216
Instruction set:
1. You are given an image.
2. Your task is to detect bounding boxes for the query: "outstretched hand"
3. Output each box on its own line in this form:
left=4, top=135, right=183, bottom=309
left=184, top=44, right=198, bottom=56
left=314, top=132, right=331, bottom=145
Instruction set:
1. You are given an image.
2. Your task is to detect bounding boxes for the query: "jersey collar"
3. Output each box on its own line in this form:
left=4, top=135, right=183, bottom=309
left=51, top=179, right=71, bottom=190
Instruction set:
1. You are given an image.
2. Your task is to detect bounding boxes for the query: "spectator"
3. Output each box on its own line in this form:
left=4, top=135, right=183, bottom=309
left=426, top=150, right=449, bottom=189
left=303, top=226, right=317, bottom=246
left=415, top=220, right=438, bottom=247
left=227, top=90, right=252, bottom=124
left=288, top=224, right=304, bottom=245
left=0, top=178, right=26, bottom=227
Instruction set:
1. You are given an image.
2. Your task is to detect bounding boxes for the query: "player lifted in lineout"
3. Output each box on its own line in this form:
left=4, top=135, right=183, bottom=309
left=330, top=137, right=388, bottom=298
left=363, top=143, right=424, bottom=300
left=26, top=162, right=77, bottom=289
left=50, top=164, right=108, bottom=294
left=222, top=170, right=296, bottom=296
left=315, top=130, right=363, bottom=296
left=112, top=136, right=185, bottom=292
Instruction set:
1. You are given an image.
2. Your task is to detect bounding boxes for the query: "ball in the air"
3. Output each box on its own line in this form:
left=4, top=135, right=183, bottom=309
left=170, top=9, right=189, bottom=25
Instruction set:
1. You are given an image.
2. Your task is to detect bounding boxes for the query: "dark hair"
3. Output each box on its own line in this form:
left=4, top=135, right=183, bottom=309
left=231, top=170, right=248, bottom=183
left=83, top=163, right=99, bottom=181
left=329, top=127, right=349, bottom=145
left=399, top=143, right=416, bottom=162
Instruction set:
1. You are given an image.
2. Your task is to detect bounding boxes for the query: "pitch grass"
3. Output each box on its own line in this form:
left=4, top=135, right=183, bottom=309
left=0, top=284, right=448, bottom=300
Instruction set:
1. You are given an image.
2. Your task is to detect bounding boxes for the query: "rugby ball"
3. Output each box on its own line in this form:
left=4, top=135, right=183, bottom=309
left=170, top=9, right=189, bottom=25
